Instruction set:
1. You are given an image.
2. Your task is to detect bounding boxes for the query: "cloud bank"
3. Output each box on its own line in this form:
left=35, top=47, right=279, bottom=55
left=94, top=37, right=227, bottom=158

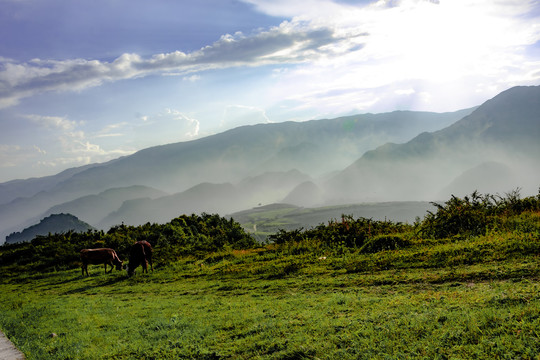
left=0, top=20, right=349, bottom=108
left=2, top=0, right=537, bottom=114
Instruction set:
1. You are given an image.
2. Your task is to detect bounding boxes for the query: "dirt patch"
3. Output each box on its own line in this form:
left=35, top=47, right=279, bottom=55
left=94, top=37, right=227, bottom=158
left=0, top=331, right=25, bottom=360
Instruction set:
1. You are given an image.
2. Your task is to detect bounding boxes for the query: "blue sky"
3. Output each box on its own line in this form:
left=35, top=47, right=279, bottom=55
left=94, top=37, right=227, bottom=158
left=1, top=0, right=539, bottom=182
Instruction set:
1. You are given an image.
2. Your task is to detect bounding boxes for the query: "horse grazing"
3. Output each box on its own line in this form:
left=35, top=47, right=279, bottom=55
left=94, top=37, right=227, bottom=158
left=80, top=248, right=123, bottom=276
left=127, top=241, right=153, bottom=276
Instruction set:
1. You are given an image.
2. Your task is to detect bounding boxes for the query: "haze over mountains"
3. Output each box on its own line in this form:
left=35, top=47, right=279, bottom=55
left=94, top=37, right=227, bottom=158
left=1, top=85, right=539, bottom=244
left=327, top=86, right=540, bottom=203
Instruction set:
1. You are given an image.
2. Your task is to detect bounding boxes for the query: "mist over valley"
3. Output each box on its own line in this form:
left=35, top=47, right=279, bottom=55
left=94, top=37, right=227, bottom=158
left=1, top=86, right=539, bottom=244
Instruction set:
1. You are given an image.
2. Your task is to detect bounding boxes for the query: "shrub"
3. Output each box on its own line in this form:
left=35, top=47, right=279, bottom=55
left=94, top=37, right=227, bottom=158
left=0, top=213, right=256, bottom=273
left=269, top=215, right=411, bottom=251
left=360, top=235, right=412, bottom=254
left=419, top=189, right=540, bottom=239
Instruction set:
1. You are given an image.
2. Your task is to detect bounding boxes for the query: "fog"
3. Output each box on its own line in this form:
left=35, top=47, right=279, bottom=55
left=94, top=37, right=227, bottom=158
left=323, top=139, right=540, bottom=205
left=1, top=86, right=539, bottom=244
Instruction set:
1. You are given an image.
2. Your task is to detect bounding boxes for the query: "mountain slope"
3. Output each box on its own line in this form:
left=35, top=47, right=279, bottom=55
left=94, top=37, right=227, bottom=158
left=0, top=108, right=472, bottom=243
left=0, top=163, right=103, bottom=206
left=326, top=86, right=540, bottom=202
left=50, top=108, right=473, bottom=195
left=5, top=213, right=94, bottom=244
left=282, top=181, right=324, bottom=207
left=43, top=185, right=167, bottom=226
left=97, top=170, right=312, bottom=229
left=439, top=162, right=518, bottom=198
left=98, top=183, right=240, bottom=229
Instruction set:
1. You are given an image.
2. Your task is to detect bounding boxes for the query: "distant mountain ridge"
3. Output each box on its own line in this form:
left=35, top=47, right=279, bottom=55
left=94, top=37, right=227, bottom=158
left=0, top=162, right=103, bottom=205
left=5, top=213, right=94, bottom=244
left=326, top=86, right=540, bottom=202
left=46, top=108, right=473, bottom=195
left=1, top=85, right=539, bottom=244
left=0, top=107, right=473, bottom=243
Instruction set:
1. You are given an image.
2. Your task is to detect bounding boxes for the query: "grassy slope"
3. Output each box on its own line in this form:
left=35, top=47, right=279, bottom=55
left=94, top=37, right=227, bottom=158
left=1, top=226, right=539, bottom=359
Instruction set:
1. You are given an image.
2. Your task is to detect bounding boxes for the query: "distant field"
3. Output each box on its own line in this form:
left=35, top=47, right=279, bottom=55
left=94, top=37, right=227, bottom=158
left=231, top=201, right=435, bottom=239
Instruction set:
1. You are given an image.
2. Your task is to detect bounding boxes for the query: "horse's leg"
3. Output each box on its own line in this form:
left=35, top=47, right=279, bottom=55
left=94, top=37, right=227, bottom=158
left=142, top=259, right=148, bottom=273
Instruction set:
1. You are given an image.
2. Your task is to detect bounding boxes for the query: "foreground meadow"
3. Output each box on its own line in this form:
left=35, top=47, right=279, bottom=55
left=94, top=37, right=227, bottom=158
left=0, top=191, right=539, bottom=359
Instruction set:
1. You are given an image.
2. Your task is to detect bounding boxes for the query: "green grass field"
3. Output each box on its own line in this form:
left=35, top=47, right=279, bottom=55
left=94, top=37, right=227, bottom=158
left=1, top=240, right=539, bottom=359
left=1, top=192, right=539, bottom=359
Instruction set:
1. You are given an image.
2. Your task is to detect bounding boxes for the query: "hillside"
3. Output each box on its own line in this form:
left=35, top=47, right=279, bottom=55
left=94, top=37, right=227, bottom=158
left=43, top=185, right=168, bottom=227
left=326, top=86, right=540, bottom=202
left=0, top=163, right=103, bottom=206
left=5, top=213, right=94, bottom=244
left=2, top=86, right=539, bottom=245
left=0, top=108, right=471, bottom=243
left=96, top=170, right=312, bottom=229
left=47, top=108, right=473, bottom=195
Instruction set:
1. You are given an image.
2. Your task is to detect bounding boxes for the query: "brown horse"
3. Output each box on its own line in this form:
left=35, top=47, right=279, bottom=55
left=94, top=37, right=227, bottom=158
left=127, top=241, right=153, bottom=276
left=80, top=248, right=123, bottom=276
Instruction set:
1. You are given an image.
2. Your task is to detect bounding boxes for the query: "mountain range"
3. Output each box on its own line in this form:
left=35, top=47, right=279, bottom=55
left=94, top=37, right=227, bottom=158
left=1, top=85, right=539, bottom=244
left=327, top=86, right=540, bottom=202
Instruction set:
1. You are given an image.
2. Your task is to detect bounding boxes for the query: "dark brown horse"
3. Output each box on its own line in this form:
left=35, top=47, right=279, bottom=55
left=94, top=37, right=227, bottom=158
left=127, top=241, right=153, bottom=276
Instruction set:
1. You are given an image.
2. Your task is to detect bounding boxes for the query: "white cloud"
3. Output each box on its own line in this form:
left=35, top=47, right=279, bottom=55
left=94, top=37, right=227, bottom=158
left=395, top=88, right=415, bottom=95
left=95, top=122, right=129, bottom=138
left=25, top=114, right=79, bottom=130
left=221, top=105, right=272, bottom=128
left=183, top=74, right=201, bottom=82
left=33, top=145, right=46, bottom=154
left=0, top=19, right=344, bottom=108
left=0, top=144, right=48, bottom=180
left=22, top=114, right=134, bottom=167
left=133, top=109, right=201, bottom=144
left=258, top=0, right=540, bottom=112
left=0, top=144, right=23, bottom=168
left=163, top=109, right=200, bottom=139
left=241, top=0, right=351, bottom=19
left=0, top=0, right=538, bottom=116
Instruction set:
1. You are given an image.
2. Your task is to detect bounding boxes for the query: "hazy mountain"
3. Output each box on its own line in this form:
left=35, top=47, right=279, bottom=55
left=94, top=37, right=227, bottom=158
left=0, top=163, right=102, bottom=205
left=97, top=170, right=311, bottom=229
left=5, top=213, right=94, bottom=244
left=43, top=186, right=167, bottom=226
left=2, top=85, right=537, bottom=244
left=97, top=183, right=241, bottom=229
left=236, top=170, right=312, bottom=206
left=325, top=86, right=540, bottom=202
left=282, top=181, right=325, bottom=207
left=439, top=162, right=519, bottom=199
left=0, top=107, right=471, bottom=243
left=41, top=108, right=473, bottom=195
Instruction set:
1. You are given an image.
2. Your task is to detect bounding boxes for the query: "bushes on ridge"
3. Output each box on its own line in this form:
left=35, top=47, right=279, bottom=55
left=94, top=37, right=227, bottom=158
left=420, top=188, right=540, bottom=239
left=0, top=213, right=256, bottom=273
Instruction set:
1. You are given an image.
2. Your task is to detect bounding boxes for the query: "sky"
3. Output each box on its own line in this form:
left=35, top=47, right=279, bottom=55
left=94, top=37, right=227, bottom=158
left=0, top=0, right=539, bottom=183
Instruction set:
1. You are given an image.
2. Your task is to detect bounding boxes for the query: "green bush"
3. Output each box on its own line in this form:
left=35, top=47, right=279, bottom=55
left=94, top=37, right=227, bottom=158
left=420, top=189, right=540, bottom=239
left=360, top=235, right=412, bottom=254
left=0, top=213, right=255, bottom=273
left=270, top=215, right=411, bottom=250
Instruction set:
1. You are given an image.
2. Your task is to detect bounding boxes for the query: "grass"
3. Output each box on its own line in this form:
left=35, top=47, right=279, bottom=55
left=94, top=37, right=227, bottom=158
left=1, top=193, right=539, bottom=359
left=1, top=240, right=539, bottom=359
